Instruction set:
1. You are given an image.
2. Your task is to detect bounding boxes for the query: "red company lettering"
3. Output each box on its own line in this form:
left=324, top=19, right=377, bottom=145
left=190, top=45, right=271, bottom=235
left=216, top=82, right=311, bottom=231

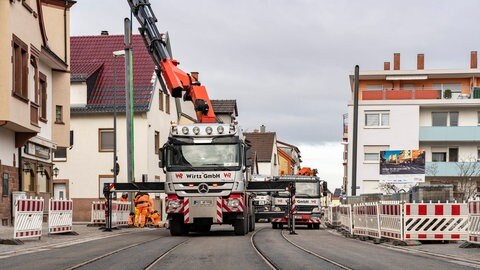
left=223, top=172, right=232, bottom=178
left=175, top=173, right=183, bottom=179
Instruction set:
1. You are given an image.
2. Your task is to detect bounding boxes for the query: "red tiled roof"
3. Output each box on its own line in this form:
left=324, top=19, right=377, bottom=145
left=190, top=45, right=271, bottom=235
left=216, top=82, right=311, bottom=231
left=70, top=35, right=155, bottom=112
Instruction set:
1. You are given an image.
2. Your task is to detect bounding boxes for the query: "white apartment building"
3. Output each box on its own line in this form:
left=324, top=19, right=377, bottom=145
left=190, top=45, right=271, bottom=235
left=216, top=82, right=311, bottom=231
left=346, top=52, right=480, bottom=200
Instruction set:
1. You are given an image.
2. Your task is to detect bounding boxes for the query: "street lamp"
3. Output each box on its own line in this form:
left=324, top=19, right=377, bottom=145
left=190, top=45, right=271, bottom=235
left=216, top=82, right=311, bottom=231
left=113, top=49, right=125, bottom=185
left=53, top=167, right=59, bottom=178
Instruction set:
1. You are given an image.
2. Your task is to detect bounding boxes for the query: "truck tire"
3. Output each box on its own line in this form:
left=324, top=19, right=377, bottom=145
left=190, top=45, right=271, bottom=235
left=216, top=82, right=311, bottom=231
left=234, top=211, right=248, bottom=235
left=313, top=223, right=320, bottom=230
left=249, top=213, right=255, bottom=232
left=272, top=222, right=278, bottom=229
left=170, top=216, right=188, bottom=236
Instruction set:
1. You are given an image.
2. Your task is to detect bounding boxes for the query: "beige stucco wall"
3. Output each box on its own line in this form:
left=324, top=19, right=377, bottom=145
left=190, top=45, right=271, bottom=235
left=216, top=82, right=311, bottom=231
left=42, top=2, right=69, bottom=64
left=51, top=71, right=71, bottom=147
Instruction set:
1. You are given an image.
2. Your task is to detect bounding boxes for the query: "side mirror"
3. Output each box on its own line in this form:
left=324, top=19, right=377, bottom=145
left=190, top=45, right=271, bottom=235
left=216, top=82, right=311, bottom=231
left=322, top=181, right=328, bottom=196
left=158, top=147, right=164, bottom=168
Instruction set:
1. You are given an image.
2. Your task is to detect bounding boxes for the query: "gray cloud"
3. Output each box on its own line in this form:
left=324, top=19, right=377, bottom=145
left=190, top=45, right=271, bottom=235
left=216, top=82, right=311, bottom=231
left=71, top=0, right=480, bottom=145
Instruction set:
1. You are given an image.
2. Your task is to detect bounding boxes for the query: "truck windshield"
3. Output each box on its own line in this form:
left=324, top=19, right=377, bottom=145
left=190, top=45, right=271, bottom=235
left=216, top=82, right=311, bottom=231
left=296, top=182, right=319, bottom=197
left=167, top=144, right=240, bottom=169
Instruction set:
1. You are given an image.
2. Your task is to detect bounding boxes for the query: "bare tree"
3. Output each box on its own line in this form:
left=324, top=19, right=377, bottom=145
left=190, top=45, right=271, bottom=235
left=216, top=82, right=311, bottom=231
left=379, top=183, right=399, bottom=194
left=455, top=157, right=480, bottom=201
left=426, top=163, right=439, bottom=177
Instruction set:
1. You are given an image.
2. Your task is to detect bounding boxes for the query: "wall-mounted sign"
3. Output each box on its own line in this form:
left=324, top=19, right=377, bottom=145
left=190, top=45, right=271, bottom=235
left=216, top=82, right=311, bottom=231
left=24, top=142, right=51, bottom=160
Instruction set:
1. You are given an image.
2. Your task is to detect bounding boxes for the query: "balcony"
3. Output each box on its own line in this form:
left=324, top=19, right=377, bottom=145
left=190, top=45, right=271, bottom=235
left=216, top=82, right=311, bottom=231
left=426, top=162, right=477, bottom=177
left=420, top=126, right=480, bottom=142
left=361, top=89, right=475, bottom=101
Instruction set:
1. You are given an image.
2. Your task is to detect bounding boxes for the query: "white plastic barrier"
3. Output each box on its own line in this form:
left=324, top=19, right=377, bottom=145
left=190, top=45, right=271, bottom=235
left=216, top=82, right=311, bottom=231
left=91, top=201, right=106, bottom=225
left=111, top=201, right=131, bottom=228
left=404, top=202, right=469, bottom=241
left=353, top=203, right=380, bottom=239
left=325, top=206, right=340, bottom=227
left=48, top=198, right=73, bottom=234
left=14, top=197, right=44, bottom=240
left=467, top=200, right=480, bottom=244
left=339, top=204, right=353, bottom=235
left=379, top=201, right=403, bottom=241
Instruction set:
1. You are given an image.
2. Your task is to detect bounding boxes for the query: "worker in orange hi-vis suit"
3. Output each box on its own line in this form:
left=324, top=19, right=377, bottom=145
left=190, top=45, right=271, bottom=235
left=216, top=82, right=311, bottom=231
left=128, top=212, right=135, bottom=227
left=119, top=193, right=129, bottom=202
left=134, top=192, right=151, bottom=227
left=150, top=210, right=161, bottom=227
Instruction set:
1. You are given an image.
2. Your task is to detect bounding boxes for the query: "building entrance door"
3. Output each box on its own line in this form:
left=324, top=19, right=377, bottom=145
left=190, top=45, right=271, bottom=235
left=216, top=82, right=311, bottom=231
left=53, top=183, right=67, bottom=199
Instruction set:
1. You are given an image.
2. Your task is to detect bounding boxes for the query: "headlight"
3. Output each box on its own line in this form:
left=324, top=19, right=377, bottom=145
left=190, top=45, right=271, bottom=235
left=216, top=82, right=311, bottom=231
left=217, top=126, right=224, bottom=134
left=193, top=126, right=200, bottom=135
left=312, top=207, right=320, bottom=213
left=273, top=207, right=281, bottom=212
left=227, top=199, right=240, bottom=208
left=168, top=200, right=181, bottom=209
left=182, top=127, right=189, bottom=135
left=205, top=126, right=213, bottom=134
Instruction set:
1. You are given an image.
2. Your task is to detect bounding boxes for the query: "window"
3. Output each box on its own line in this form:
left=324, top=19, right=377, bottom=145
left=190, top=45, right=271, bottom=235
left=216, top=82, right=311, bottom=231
left=432, top=112, right=448, bottom=126
left=274, top=153, right=277, bottom=165
left=450, top=112, right=459, bottom=126
left=449, top=148, right=458, bottom=162
left=365, top=111, right=389, bottom=127
left=432, top=112, right=458, bottom=126
left=165, top=94, right=170, bottom=114
left=12, top=34, right=29, bottom=100
left=99, top=129, right=114, bottom=152
left=364, top=153, right=379, bottom=161
left=154, top=131, right=160, bottom=155
left=432, top=152, right=447, bottom=162
left=55, top=105, right=63, bottom=123
left=39, top=73, right=47, bottom=122
left=159, top=90, right=164, bottom=111
left=2, top=173, right=8, bottom=197
left=53, top=147, right=67, bottom=162
left=31, top=55, right=39, bottom=104
left=478, top=112, right=480, bottom=126
left=478, top=147, right=480, bottom=162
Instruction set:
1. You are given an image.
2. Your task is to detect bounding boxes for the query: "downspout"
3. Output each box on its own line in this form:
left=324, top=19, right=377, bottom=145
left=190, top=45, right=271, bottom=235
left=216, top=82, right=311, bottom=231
left=18, top=148, right=23, bottom=191
left=64, top=1, right=67, bottom=63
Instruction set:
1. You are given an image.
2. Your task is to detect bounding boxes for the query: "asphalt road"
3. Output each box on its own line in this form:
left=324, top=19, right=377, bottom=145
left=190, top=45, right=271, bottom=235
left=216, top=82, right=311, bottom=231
left=0, top=224, right=478, bottom=270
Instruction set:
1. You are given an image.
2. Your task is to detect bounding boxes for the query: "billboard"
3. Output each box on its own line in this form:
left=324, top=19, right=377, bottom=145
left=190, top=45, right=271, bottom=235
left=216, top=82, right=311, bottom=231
left=379, top=150, right=425, bottom=183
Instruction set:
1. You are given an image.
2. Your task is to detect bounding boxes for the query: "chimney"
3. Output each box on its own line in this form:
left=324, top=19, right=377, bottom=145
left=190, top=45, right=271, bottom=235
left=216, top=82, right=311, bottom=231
left=384, top=62, right=390, bottom=71
left=471, top=51, right=477, bottom=69
left=191, top=72, right=199, bottom=82
left=260, top=125, right=266, bottom=133
left=417, top=54, right=424, bottom=70
left=393, top=53, right=400, bottom=70
left=101, top=30, right=109, bottom=36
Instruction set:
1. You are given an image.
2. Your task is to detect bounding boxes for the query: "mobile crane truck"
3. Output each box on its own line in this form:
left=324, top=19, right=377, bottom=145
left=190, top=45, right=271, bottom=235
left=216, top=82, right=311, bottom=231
left=127, top=0, right=255, bottom=236
left=270, top=175, right=327, bottom=229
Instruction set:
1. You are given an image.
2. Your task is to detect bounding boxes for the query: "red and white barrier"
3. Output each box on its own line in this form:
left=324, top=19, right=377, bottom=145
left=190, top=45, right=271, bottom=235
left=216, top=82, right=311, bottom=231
left=91, top=201, right=106, bottom=225
left=48, top=198, right=73, bottom=234
left=339, top=204, right=353, bottom=235
left=111, top=201, right=131, bottom=228
left=325, top=205, right=341, bottom=227
left=379, top=201, right=403, bottom=241
left=14, top=197, right=44, bottom=240
left=404, top=202, right=469, bottom=241
left=468, top=200, right=480, bottom=244
left=353, top=203, right=380, bottom=239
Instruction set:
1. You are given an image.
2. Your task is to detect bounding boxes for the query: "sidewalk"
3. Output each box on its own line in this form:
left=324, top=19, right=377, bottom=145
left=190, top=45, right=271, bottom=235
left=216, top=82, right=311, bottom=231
left=0, top=223, right=159, bottom=258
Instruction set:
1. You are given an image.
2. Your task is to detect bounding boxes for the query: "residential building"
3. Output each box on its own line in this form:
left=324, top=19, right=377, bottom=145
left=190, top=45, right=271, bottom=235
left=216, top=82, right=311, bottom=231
left=347, top=52, right=480, bottom=200
left=244, top=126, right=279, bottom=178
left=0, top=0, right=75, bottom=225
left=210, top=99, right=238, bottom=124
left=277, top=140, right=301, bottom=175
left=56, top=33, right=196, bottom=221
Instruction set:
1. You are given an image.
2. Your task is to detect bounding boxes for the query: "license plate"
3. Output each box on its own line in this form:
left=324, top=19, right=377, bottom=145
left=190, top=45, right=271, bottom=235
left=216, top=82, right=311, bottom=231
left=295, top=215, right=303, bottom=219
left=193, top=199, right=213, bottom=206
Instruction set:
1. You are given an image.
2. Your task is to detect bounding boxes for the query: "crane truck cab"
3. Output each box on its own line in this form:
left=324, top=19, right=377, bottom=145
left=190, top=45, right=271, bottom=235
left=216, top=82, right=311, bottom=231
left=160, top=122, right=255, bottom=236
left=270, top=176, right=327, bottom=229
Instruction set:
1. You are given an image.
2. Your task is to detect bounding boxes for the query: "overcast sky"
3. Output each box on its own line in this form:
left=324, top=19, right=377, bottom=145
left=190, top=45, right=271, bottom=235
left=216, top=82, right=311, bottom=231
left=71, top=0, right=480, bottom=189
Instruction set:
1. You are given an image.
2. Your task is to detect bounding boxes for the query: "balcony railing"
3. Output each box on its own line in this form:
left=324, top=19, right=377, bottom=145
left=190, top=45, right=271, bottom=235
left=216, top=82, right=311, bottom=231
left=426, top=161, right=478, bottom=177
left=361, top=89, right=474, bottom=101
left=420, top=126, right=480, bottom=142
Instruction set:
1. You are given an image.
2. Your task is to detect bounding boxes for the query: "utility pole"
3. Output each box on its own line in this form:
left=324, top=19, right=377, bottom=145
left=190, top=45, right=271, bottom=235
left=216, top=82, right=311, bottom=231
left=124, top=18, right=135, bottom=184
left=351, top=65, right=360, bottom=196
left=113, top=50, right=125, bottom=189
